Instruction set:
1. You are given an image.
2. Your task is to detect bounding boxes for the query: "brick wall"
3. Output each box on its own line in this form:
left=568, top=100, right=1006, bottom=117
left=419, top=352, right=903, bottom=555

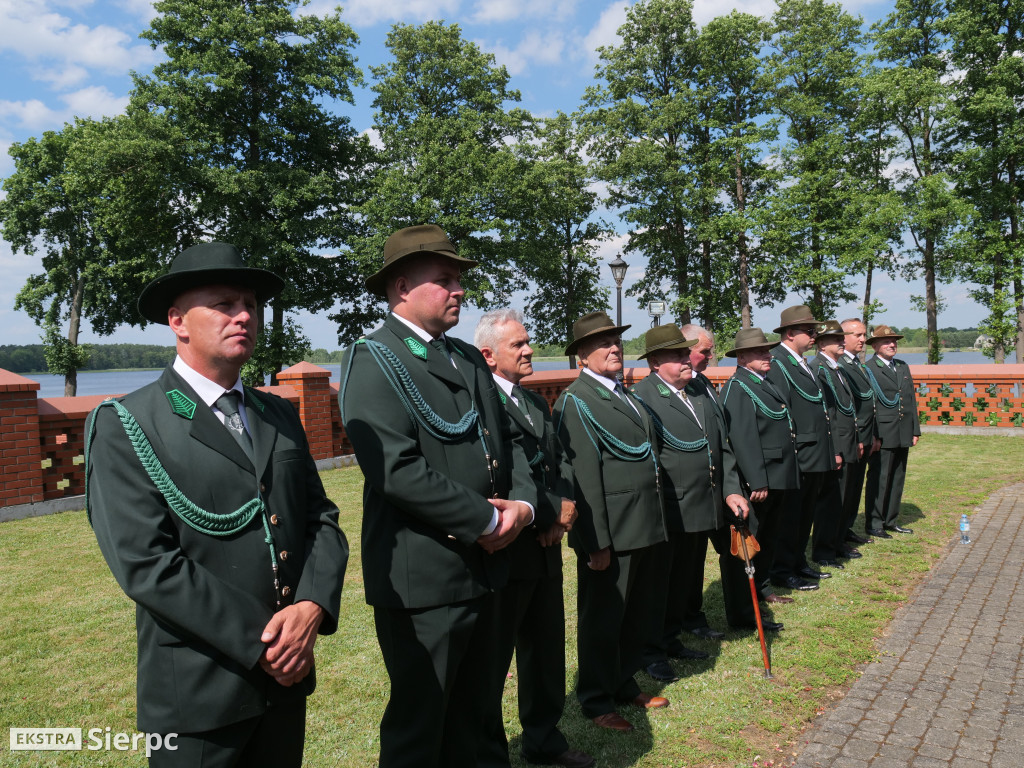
left=4, top=362, right=1024, bottom=510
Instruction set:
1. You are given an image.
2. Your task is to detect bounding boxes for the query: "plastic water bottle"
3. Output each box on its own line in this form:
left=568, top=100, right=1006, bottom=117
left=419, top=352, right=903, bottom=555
left=959, top=514, right=971, bottom=544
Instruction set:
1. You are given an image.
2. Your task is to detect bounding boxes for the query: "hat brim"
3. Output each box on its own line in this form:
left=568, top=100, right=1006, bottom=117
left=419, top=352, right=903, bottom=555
left=773, top=317, right=821, bottom=334
left=365, top=250, right=478, bottom=297
left=725, top=341, right=775, bottom=358
left=565, top=323, right=631, bottom=356
left=868, top=333, right=903, bottom=343
left=138, top=267, right=285, bottom=325
left=638, top=337, right=697, bottom=360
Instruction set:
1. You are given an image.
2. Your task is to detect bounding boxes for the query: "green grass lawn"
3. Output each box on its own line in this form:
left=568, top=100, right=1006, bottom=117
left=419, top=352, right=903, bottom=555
left=2, top=434, right=1022, bottom=767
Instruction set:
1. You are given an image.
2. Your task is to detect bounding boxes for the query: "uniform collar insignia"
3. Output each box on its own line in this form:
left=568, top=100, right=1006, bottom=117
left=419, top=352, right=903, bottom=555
left=656, top=382, right=671, bottom=397
left=166, top=389, right=197, bottom=419
left=789, top=354, right=800, bottom=366
left=499, top=390, right=507, bottom=404
left=596, top=385, right=612, bottom=400
left=748, top=373, right=761, bottom=383
left=404, top=336, right=428, bottom=359
left=875, top=358, right=885, bottom=367
left=247, top=390, right=265, bottom=412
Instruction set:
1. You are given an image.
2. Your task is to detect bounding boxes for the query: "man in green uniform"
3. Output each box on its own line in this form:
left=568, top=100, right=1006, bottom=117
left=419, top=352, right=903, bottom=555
left=765, top=305, right=839, bottom=591
left=340, top=225, right=537, bottom=768
left=554, top=311, right=669, bottom=734
left=475, top=309, right=594, bottom=768
left=722, top=328, right=803, bottom=601
left=838, top=319, right=880, bottom=545
left=810, top=321, right=862, bottom=568
left=863, top=325, right=921, bottom=537
left=633, top=325, right=775, bottom=679
left=88, top=242, right=349, bottom=767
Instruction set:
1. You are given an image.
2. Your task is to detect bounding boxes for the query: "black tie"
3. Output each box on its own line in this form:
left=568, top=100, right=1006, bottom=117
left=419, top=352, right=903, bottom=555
left=215, top=391, right=254, bottom=462
left=512, top=384, right=534, bottom=426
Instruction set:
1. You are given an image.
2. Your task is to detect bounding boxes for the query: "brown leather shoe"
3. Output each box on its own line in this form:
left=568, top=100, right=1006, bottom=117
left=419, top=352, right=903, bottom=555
left=591, top=712, right=634, bottom=731
left=763, top=593, right=795, bottom=604
left=629, top=693, right=669, bottom=709
left=529, top=749, right=596, bottom=768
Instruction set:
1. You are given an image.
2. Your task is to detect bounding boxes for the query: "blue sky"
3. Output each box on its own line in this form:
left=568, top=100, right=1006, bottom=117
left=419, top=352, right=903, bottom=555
left=0, top=0, right=986, bottom=350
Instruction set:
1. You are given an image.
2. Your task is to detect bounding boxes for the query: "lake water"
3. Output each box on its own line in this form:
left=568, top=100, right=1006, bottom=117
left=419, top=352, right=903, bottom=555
left=20, top=349, right=1017, bottom=399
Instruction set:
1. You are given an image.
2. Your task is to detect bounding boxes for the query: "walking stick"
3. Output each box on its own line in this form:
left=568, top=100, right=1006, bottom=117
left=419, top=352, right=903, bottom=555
left=732, top=524, right=772, bottom=678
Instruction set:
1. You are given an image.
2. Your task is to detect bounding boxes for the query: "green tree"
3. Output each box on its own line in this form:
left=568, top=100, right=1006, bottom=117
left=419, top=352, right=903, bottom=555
left=872, top=0, right=972, bottom=364
left=1, top=115, right=179, bottom=395
left=500, top=112, right=611, bottom=359
left=130, top=0, right=370, bottom=382
left=760, top=0, right=865, bottom=319
left=343, top=21, right=531, bottom=340
left=944, top=0, right=1024, bottom=362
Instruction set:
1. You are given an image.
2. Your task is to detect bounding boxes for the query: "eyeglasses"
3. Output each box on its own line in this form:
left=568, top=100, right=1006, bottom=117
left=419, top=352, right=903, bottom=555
left=796, top=327, right=817, bottom=337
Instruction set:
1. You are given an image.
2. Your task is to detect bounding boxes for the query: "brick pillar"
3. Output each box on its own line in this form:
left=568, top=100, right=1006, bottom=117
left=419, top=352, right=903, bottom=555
left=277, top=362, right=333, bottom=460
left=0, top=369, right=44, bottom=506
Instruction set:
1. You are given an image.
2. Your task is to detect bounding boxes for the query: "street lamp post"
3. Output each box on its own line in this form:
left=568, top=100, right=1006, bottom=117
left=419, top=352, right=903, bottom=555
left=609, top=255, right=628, bottom=326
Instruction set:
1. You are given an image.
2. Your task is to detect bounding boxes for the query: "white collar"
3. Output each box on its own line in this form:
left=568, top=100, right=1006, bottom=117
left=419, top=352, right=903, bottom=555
left=582, top=367, right=620, bottom=392
left=491, top=373, right=516, bottom=398
left=740, top=366, right=765, bottom=381
left=779, top=341, right=808, bottom=365
left=875, top=354, right=894, bottom=368
left=391, top=311, right=446, bottom=345
left=173, top=356, right=243, bottom=408
left=819, top=353, right=840, bottom=370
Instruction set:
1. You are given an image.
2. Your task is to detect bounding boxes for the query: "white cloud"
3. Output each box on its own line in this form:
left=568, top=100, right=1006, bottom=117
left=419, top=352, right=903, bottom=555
left=302, top=0, right=463, bottom=27
left=471, top=0, right=578, bottom=24
left=0, top=1, right=155, bottom=75
left=113, top=0, right=160, bottom=22
left=488, top=29, right=566, bottom=76
left=582, top=2, right=630, bottom=63
left=692, top=0, right=777, bottom=26
left=0, top=99, right=65, bottom=131
left=61, top=85, right=128, bottom=120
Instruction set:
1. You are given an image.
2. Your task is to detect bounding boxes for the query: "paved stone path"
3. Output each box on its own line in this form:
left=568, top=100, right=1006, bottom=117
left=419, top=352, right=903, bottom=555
left=793, top=483, right=1024, bottom=768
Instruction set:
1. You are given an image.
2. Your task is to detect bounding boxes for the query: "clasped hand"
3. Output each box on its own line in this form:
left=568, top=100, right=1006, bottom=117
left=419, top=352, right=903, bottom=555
left=478, top=498, right=532, bottom=553
left=259, top=600, right=323, bottom=687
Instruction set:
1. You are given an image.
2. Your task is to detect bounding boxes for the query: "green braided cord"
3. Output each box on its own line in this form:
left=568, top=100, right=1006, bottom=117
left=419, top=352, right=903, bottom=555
left=340, top=338, right=481, bottom=442
left=818, top=365, right=856, bottom=417
left=634, top=398, right=709, bottom=452
left=844, top=362, right=874, bottom=400
left=865, top=365, right=900, bottom=409
left=528, top=449, right=545, bottom=468
left=559, top=392, right=655, bottom=464
left=771, top=357, right=823, bottom=403
left=723, top=380, right=794, bottom=432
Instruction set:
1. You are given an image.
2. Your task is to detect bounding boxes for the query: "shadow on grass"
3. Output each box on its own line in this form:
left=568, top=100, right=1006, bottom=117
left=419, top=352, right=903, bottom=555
left=900, top=501, right=924, bottom=527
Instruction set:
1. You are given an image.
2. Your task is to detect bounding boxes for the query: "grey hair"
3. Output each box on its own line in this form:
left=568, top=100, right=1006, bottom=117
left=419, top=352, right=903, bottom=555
left=474, top=308, right=526, bottom=351
left=840, top=317, right=865, bottom=330
left=679, top=324, right=713, bottom=344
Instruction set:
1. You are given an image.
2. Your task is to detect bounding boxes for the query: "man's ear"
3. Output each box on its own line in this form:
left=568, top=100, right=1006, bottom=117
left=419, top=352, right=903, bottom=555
left=168, top=307, right=189, bottom=343
left=479, top=345, right=497, bottom=370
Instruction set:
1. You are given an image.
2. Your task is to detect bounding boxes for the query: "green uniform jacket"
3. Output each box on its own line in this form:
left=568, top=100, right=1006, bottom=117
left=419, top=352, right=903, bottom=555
left=721, top=370, right=800, bottom=492
left=767, top=346, right=836, bottom=473
left=501, top=385, right=574, bottom=579
left=340, top=315, right=537, bottom=609
left=867, top=355, right=921, bottom=448
left=87, top=366, right=348, bottom=733
left=554, top=372, right=666, bottom=555
left=632, top=373, right=743, bottom=533
left=812, top=355, right=859, bottom=464
left=838, top=353, right=878, bottom=446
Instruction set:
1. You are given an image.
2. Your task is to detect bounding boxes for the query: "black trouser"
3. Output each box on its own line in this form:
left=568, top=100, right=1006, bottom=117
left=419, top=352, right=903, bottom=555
left=480, top=570, right=569, bottom=767
left=575, top=542, right=667, bottom=718
left=811, top=469, right=845, bottom=561
left=866, top=447, right=910, bottom=530
left=772, top=471, right=825, bottom=580
left=840, top=455, right=868, bottom=534
left=149, top=699, right=306, bottom=768
left=374, top=593, right=500, bottom=768
left=750, top=488, right=795, bottom=596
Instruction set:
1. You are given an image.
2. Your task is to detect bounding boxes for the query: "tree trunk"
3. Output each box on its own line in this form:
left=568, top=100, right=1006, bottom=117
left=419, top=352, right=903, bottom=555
left=924, top=237, right=939, bottom=364
left=64, top=274, right=85, bottom=397
left=735, top=148, right=751, bottom=329
left=271, top=302, right=284, bottom=385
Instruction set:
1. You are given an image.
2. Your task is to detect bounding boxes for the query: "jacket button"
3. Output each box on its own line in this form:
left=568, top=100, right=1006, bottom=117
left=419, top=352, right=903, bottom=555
left=447, top=534, right=456, bottom=540
left=260, top=482, right=267, bottom=493
left=281, top=586, right=291, bottom=598
left=492, top=460, right=499, bottom=469
left=270, top=514, right=279, bottom=525
left=280, top=550, right=288, bottom=561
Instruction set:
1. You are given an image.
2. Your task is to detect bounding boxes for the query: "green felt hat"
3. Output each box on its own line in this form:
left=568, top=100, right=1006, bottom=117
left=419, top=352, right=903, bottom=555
left=565, top=311, right=631, bottom=356
left=638, top=324, right=696, bottom=360
left=137, top=242, right=284, bottom=325
left=725, top=327, right=775, bottom=357
left=365, top=224, right=478, bottom=297
left=773, top=304, right=821, bottom=334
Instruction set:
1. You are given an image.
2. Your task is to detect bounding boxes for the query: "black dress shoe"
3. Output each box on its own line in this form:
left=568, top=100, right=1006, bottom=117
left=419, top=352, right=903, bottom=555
left=645, top=661, right=680, bottom=682
left=773, top=576, right=819, bottom=591
left=839, top=547, right=862, bottom=559
left=525, top=749, right=596, bottom=768
left=732, top=620, right=784, bottom=632
left=667, top=645, right=710, bottom=660
left=814, top=558, right=845, bottom=569
left=846, top=530, right=872, bottom=545
left=689, top=626, right=725, bottom=640
left=799, top=566, right=831, bottom=580
left=867, top=528, right=892, bottom=539
left=885, top=524, right=914, bottom=534
left=762, top=593, right=795, bottom=604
